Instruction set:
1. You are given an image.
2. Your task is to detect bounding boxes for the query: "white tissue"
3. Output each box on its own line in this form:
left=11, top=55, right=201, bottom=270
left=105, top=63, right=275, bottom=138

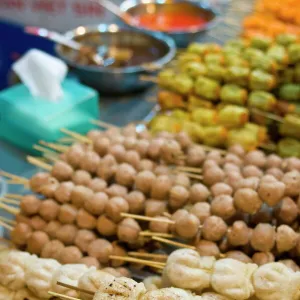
left=12, top=49, right=68, bottom=102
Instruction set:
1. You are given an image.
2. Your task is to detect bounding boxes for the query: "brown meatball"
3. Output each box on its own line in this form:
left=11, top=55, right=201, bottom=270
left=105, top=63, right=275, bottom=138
left=260, top=174, right=277, bottom=183
left=150, top=175, right=172, bottom=200
left=110, top=135, right=125, bottom=146
left=227, top=221, right=250, bottom=246
left=244, top=150, right=266, bottom=168
left=237, top=177, right=259, bottom=190
left=96, top=215, right=117, bottom=236
left=115, top=163, right=137, bottom=187
left=189, top=183, right=210, bottom=203
left=224, top=171, right=243, bottom=191
left=88, top=178, right=107, bottom=193
left=84, top=192, right=108, bottom=216
left=223, top=163, right=240, bottom=174
left=10, top=223, right=32, bottom=246
left=228, top=144, right=245, bottom=157
left=79, top=256, right=100, bottom=269
left=283, top=157, right=300, bottom=172
left=250, top=224, right=276, bottom=252
left=76, top=208, right=97, bottom=230
left=175, top=213, right=200, bottom=239
left=123, top=137, right=137, bottom=150
left=266, top=154, right=282, bottom=169
left=106, top=184, right=128, bottom=198
left=258, top=180, right=286, bottom=207
left=66, top=144, right=85, bottom=168
left=87, top=129, right=102, bottom=142
left=173, top=173, right=191, bottom=189
left=54, top=181, right=74, bottom=203
left=124, top=150, right=141, bottom=170
left=195, top=240, right=220, bottom=258
left=202, top=216, right=228, bottom=242
left=39, top=178, right=60, bottom=198
left=252, top=252, right=275, bottom=266
left=139, top=159, right=155, bottom=172
left=39, top=199, right=59, bottom=221
left=135, top=139, right=150, bottom=158
left=211, top=195, right=236, bottom=220
left=224, top=153, right=243, bottom=166
left=117, top=218, right=141, bottom=243
left=148, top=138, right=165, bottom=160
left=72, top=170, right=92, bottom=186
left=51, top=161, right=74, bottom=181
left=26, top=231, right=50, bottom=255
left=105, top=197, right=129, bottom=223
left=94, top=136, right=111, bottom=156
left=111, top=242, right=128, bottom=267
left=149, top=217, right=171, bottom=234
left=266, top=168, right=284, bottom=180
left=160, top=140, right=182, bottom=164
left=176, top=131, right=193, bottom=150
left=58, top=204, right=78, bottom=224
left=282, top=171, right=300, bottom=197
left=211, top=183, right=233, bottom=197
left=276, top=225, right=299, bottom=253
left=190, top=202, right=211, bottom=223
left=186, top=145, right=206, bottom=167
left=30, top=215, right=47, bottom=231
left=206, top=150, right=223, bottom=165
left=74, top=229, right=97, bottom=253
left=203, top=159, right=218, bottom=171
left=87, top=239, right=113, bottom=263
left=225, top=251, right=252, bottom=263
left=219, top=237, right=230, bottom=253
left=71, top=186, right=94, bottom=208
left=154, top=165, right=170, bottom=176
left=109, top=144, right=126, bottom=163
left=20, top=195, right=41, bottom=216
left=79, top=151, right=101, bottom=174
left=41, top=240, right=65, bottom=260
left=203, top=166, right=225, bottom=186
left=135, top=171, right=156, bottom=195
left=145, top=200, right=167, bottom=217
left=29, top=172, right=50, bottom=193
left=56, top=224, right=78, bottom=245
left=15, top=214, right=31, bottom=226
left=278, top=259, right=300, bottom=272
left=59, top=246, right=83, bottom=264
left=169, top=185, right=189, bottom=210
left=45, top=220, right=61, bottom=239
left=275, top=197, right=298, bottom=224
left=234, top=188, right=262, bottom=214
left=96, top=155, right=117, bottom=181
left=126, top=191, right=145, bottom=214
left=242, top=165, right=263, bottom=178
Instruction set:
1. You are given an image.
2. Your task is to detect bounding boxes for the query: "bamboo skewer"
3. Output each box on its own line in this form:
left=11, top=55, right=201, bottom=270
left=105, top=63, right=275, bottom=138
left=251, top=108, right=284, bottom=123
left=0, top=171, right=28, bottom=184
left=109, top=255, right=165, bottom=269
left=120, top=213, right=175, bottom=225
left=0, top=216, right=16, bottom=226
left=90, top=119, right=119, bottom=129
left=33, top=145, right=58, bottom=156
left=5, top=194, right=23, bottom=200
left=57, top=281, right=94, bottom=295
left=175, top=170, right=203, bottom=180
left=60, top=128, right=92, bottom=144
left=0, top=219, right=13, bottom=231
left=48, top=292, right=81, bottom=300
left=0, top=202, right=20, bottom=215
left=140, top=231, right=174, bottom=238
left=27, top=156, right=52, bottom=171
left=128, top=252, right=168, bottom=260
left=57, top=137, right=77, bottom=144
left=152, top=236, right=196, bottom=250
left=39, top=141, right=68, bottom=153
left=0, top=197, right=20, bottom=205
left=175, top=166, right=202, bottom=174
left=43, top=153, right=60, bottom=163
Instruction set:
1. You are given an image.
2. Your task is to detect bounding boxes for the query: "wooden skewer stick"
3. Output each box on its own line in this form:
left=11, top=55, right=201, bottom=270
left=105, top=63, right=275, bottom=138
left=140, top=231, right=174, bottom=238
left=128, top=252, right=168, bottom=260
left=0, top=219, right=13, bottom=231
left=60, top=128, right=92, bottom=144
left=176, top=171, right=203, bottom=180
left=0, top=202, right=20, bottom=215
left=152, top=236, right=196, bottom=250
left=0, top=197, right=20, bottom=205
left=57, top=137, right=77, bottom=144
left=109, top=255, right=165, bottom=269
left=48, top=291, right=81, bottom=300
left=39, top=141, right=68, bottom=153
left=0, top=216, right=16, bottom=226
left=90, top=119, right=119, bottom=129
left=120, top=213, right=174, bottom=225
left=43, top=153, right=59, bottom=163
left=57, top=281, right=94, bottom=295
left=0, top=171, right=28, bottom=184
left=5, top=194, right=23, bottom=200
left=175, top=166, right=202, bottom=174
left=33, top=145, right=59, bottom=156
left=251, top=108, right=284, bottom=123
left=200, top=145, right=227, bottom=154
left=27, top=156, right=52, bottom=171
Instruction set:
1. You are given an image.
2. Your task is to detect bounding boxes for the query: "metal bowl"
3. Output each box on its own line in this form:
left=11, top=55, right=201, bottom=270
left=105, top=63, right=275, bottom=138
left=55, top=24, right=176, bottom=94
left=120, top=0, right=220, bottom=48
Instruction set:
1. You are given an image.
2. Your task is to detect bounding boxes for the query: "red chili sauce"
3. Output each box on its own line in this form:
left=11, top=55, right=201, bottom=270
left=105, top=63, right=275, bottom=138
left=134, top=11, right=208, bottom=32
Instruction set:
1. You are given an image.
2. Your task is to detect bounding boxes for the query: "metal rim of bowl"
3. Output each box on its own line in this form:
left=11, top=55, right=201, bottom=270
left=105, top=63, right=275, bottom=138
left=120, top=0, right=221, bottom=35
left=55, top=24, right=176, bottom=74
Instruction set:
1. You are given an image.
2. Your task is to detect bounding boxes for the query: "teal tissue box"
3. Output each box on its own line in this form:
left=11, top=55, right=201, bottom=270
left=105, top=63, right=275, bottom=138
left=0, top=79, right=99, bottom=152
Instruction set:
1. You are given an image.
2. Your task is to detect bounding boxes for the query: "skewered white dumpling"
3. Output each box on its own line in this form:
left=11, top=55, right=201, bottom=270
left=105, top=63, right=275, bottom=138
left=165, top=249, right=215, bottom=293
left=0, top=285, right=14, bottom=300
left=201, top=292, right=232, bottom=300
left=141, top=287, right=201, bottom=299
left=0, top=250, right=31, bottom=290
left=253, top=262, right=300, bottom=300
left=94, top=277, right=146, bottom=300
left=25, top=257, right=61, bottom=299
left=211, top=258, right=257, bottom=300
left=51, top=264, right=90, bottom=298
left=13, top=288, right=40, bottom=300
left=143, top=276, right=162, bottom=291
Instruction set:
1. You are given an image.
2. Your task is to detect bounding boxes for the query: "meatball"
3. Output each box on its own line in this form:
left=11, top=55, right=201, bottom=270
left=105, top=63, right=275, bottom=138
left=135, top=139, right=150, bottom=158
left=227, top=221, right=250, bottom=246
left=51, top=161, right=74, bottom=181
left=282, top=170, right=300, bottom=196
left=154, top=165, right=170, bottom=176
left=39, top=178, right=60, bottom=198
left=124, top=150, right=141, bottom=170
left=76, top=209, right=97, bottom=230
left=74, top=229, right=97, bottom=253
left=242, top=165, right=263, bottom=178
left=275, top=197, right=298, bottom=224
left=29, top=172, right=50, bottom=192
left=41, top=240, right=65, bottom=260
left=257, top=180, right=286, bottom=207
left=211, top=183, right=233, bottom=197
left=250, top=224, right=276, bottom=252
left=149, top=217, right=171, bottom=234
left=84, top=192, right=108, bottom=216
left=186, top=145, right=206, bottom=167
left=59, top=246, right=83, bottom=264
left=224, top=153, right=243, bottom=166
left=206, top=150, right=223, bottom=165
left=105, top=197, right=129, bottom=223
left=106, top=184, right=128, bottom=198
left=111, top=242, right=128, bottom=267
left=234, top=188, right=262, bottom=214
left=224, top=171, right=243, bottom=191
left=58, top=204, right=78, bottom=224
left=72, top=170, right=92, bottom=186
left=145, top=200, right=167, bottom=217
left=252, top=252, right=274, bottom=266
left=135, top=171, right=156, bottom=195
left=211, top=195, right=236, bottom=220
left=203, top=166, right=225, bottom=186
left=96, top=215, right=117, bottom=237
left=10, top=223, right=32, bottom=246
left=56, top=224, right=78, bottom=245
left=228, top=144, right=245, bottom=157
left=66, top=144, right=85, bottom=168
left=175, top=213, right=200, bottom=239
left=175, top=131, right=193, bottom=150
left=109, top=144, right=126, bottom=163
left=160, top=140, right=182, bottom=164
left=173, top=173, right=191, bottom=189
left=94, top=136, right=111, bottom=156
left=244, top=150, right=266, bottom=168
left=190, top=202, right=211, bottom=223
left=79, top=151, right=101, bottom=173
left=71, top=186, right=94, bottom=208
left=223, top=163, right=240, bottom=174
left=79, top=257, right=100, bottom=269
left=266, top=168, right=284, bottom=180
left=225, top=251, right=252, bottom=263
left=87, top=129, right=102, bottom=142
left=88, top=178, right=107, bottom=193
left=266, top=154, right=282, bottom=169
left=123, top=137, right=137, bottom=150
left=97, top=162, right=117, bottom=182
left=87, top=239, right=113, bottom=264
left=169, top=185, right=189, bottom=210
left=54, top=181, right=74, bottom=203
left=276, top=225, right=299, bottom=253
left=148, top=138, right=165, bottom=160
left=202, top=216, right=228, bottom=242
left=26, top=231, right=50, bottom=255
left=30, top=215, right=47, bottom=231
left=237, top=177, right=259, bottom=190
left=283, top=157, right=300, bottom=172
left=189, top=183, right=210, bottom=203
left=150, top=175, right=172, bottom=200
left=117, top=218, right=141, bottom=243
left=115, top=163, right=137, bottom=187
left=20, top=195, right=41, bottom=216
left=126, top=191, right=145, bottom=214
left=195, top=240, right=220, bottom=258
left=45, top=220, right=61, bottom=239
left=39, top=199, right=59, bottom=221
left=139, top=159, right=155, bottom=172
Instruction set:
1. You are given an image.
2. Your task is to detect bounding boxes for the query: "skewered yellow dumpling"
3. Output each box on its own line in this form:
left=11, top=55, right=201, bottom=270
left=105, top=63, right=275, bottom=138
left=165, top=249, right=216, bottom=293
left=25, top=257, right=61, bottom=299
left=211, top=258, right=257, bottom=300
left=143, top=276, right=162, bottom=291
left=141, top=287, right=201, bottom=299
left=253, top=263, right=300, bottom=300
